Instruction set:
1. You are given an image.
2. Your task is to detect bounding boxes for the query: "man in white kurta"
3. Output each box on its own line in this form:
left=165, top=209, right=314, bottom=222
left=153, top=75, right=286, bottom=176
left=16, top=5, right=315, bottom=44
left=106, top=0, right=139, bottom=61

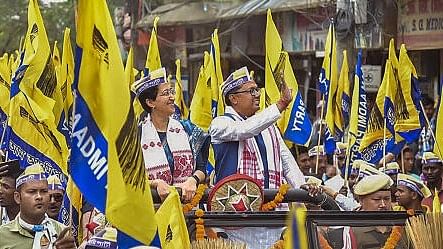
left=209, top=67, right=305, bottom=189
left=209, top=67, right=305, bottom=249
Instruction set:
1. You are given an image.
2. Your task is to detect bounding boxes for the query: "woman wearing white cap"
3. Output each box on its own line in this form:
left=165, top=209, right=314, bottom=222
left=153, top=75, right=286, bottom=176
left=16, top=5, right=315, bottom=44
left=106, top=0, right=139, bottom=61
left=133, top=68, right=209, bottom=202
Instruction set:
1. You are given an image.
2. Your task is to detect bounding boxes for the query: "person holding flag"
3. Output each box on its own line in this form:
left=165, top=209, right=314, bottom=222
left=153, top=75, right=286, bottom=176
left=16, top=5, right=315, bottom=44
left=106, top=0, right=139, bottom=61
left=209, top=66, right=305, bottom=189
left=132, top=67, right=209, bottom=202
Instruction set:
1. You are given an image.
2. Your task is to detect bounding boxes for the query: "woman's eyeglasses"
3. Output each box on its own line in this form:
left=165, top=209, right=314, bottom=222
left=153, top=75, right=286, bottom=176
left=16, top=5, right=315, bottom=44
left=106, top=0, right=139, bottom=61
left=158, top=88, right=176, bottom=97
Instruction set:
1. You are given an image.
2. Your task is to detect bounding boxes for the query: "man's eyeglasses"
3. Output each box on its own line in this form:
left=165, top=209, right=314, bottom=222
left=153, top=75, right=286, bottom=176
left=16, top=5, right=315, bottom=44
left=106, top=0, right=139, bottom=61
left=49, top=193, right=64, bottom=202
left=158, top=88, right=176, bottom=97
left=230, top=87, right=261, bottom=96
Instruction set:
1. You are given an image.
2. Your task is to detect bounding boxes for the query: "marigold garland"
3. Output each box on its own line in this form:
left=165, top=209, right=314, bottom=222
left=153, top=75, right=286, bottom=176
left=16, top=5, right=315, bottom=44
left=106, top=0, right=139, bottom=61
left=183, top=184, right=207, bottom=213
left=381, top=226, right=402, bottom=249
left=195, top=208, right=205, bottom=240
left=269, top=239, right=285, bottom=249
left=318, top=232, right=333, bottom=249
left=261, top=184, right=290, bottom=211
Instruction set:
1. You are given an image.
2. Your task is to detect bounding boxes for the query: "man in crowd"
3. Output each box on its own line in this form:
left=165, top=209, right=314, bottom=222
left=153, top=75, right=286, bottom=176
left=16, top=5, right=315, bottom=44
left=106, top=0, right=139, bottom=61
left=308, top=145, right=328, bottom=181
left=397, top=146, right=419, bottom=178
left=395, top=173, right=431, bottom=212
left=379, top=162, right=400, bottom=203
left=292, top=146, right=311, bottom=175
left=209, top=67, right=308, bottom=249
left=416, top=95, right=436, bottom=159
left=0, top=163, right=76, bottom=249
left=46, top=175, right=65, bottom=220
left=209, top=67, right=305, bottom=189
left=0, top=159, right=23, bottom=225
left=421, top=152, right=443, bottom=211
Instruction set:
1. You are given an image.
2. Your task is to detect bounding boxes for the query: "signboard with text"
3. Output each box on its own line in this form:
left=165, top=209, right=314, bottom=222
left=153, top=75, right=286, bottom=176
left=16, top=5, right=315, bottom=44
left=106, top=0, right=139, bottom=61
left=398, top=0, right=443, bottom=50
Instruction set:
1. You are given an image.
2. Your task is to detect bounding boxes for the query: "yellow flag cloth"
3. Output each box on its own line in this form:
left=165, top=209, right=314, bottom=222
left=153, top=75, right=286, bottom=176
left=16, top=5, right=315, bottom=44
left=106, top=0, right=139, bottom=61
left=0, top=53, right=10, bottom=114
left=72, top=0, right=157, bottom=245
left=265, top=9, right=311, bottom=145
left=209, top=29, right=224, bottom=117
left=8, top=0, right=68, bottom=174
left=52, top=41, right=66, bottom=133
left=174, top=59, right=189, bottom=119
left=61, top=27, right=74, bottom=121
left=190, top=52, right=212, bottom=131
left=396, top=44, right=423, bottom=142
left=145, top=16, right=162, bottom=73
left=359, top=59, right=397, bottom=164
left=323, top=24, right=339, bottom=138
left=155, top=187, right=191, bottom=249
left=336, top=50, right=351, bottom=130
left=285, top=204, right=308, bottom=249
left=436, top=84, right=443, bottom=159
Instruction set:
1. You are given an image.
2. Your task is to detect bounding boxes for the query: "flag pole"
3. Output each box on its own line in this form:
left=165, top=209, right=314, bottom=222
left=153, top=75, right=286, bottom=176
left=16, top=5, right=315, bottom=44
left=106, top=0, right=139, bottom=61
left=419, top=101, right=442, bottom=157
left=383, top=117, right=387, bottom=170
left=343, top=130, right=352, bottom=188
left=315, top=97, right=325, bottom=175
left=401, top=149, right=405, bottom=173
left=316, top=18, right=334, bottom=175
left=0, top=116, right=8, bottom=151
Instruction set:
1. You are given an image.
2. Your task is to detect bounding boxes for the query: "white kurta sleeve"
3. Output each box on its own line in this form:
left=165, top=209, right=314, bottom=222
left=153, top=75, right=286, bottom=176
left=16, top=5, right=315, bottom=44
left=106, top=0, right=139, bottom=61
left=209, top=104, right=281, bottom=143
left=335, top=194, right=360, bottom=211
left=277, top=132, right=306, bottom=188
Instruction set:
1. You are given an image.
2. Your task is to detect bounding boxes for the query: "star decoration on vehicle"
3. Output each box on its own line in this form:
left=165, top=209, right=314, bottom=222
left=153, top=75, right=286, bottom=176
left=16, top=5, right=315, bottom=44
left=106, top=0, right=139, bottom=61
left=215, top=183, right=261, bottom=212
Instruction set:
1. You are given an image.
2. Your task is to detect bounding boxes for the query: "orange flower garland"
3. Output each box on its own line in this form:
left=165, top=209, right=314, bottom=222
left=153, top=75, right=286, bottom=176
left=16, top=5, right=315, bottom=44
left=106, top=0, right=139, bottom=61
left=318, top=232, right=333, bottom=249
left=261, top=184, right=290, bottom=211
left=183, top=184, right=207, bottom=213
left=194, top=208, right=205, bottom=240
left=381, top=226, right=402, bottom=249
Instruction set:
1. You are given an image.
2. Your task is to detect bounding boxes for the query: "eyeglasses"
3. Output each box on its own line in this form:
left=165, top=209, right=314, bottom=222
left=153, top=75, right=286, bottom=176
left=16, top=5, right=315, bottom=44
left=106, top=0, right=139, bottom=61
left=158, top=88, right=176, bottom=97
left=230, top=87, right=261, bottom=96
left=49, top=193, right=63, bottom=202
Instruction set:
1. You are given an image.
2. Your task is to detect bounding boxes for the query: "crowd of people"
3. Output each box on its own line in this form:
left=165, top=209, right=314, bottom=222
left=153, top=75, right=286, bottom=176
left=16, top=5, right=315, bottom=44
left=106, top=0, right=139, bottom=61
left=0, top=64, right=442, bottom=249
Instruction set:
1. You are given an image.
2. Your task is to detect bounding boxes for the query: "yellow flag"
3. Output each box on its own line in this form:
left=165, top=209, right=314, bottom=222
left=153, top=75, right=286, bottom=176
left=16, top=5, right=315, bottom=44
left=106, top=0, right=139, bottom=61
left=347, top=50, right=367, bottom=168
left=155, top=187, right=190, bottom=249
left=190, top=52, right=212, bottom=131
left=125, top=47, right=135, bottom=86
left=0, top=53, right=10, bottom=143
left=72, top=0, right=157, bottom=244
left=8, top=0, right=68, bottom=175
left=0, top=53, right=10, bottom=114
left=285, top=204, right=308, bottom=249
left=174, top=59, right=189, bottom=119
left=126, top=47, right=144, bottom=119
left=209, top=29, right=224, bottom=117
left=323, top=24, right=339, bottom=137
left=336, top=50, right=351, bottom=129
left=265, top=9, right=283, bottom=107
left=436, top=83, right=443, bottom=159
left=359, top=60, right=396, bottom=163
left=8, top=52, right=20, bottom=78
left=395, top=44, right=422, bottom=142
left=52, top=41, right=66, bottom=131
left=265, top=10, right=312, bottom=145
left=145, top=16, right=162, bottom=73
left=61, top=27, right=74, bottom=130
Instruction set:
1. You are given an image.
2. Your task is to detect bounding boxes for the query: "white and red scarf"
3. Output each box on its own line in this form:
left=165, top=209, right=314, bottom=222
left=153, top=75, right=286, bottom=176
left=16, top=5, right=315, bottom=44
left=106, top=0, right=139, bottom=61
left=141, top=114, right=194, bottom=185
left=227, top=111, right=283, bottom=189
